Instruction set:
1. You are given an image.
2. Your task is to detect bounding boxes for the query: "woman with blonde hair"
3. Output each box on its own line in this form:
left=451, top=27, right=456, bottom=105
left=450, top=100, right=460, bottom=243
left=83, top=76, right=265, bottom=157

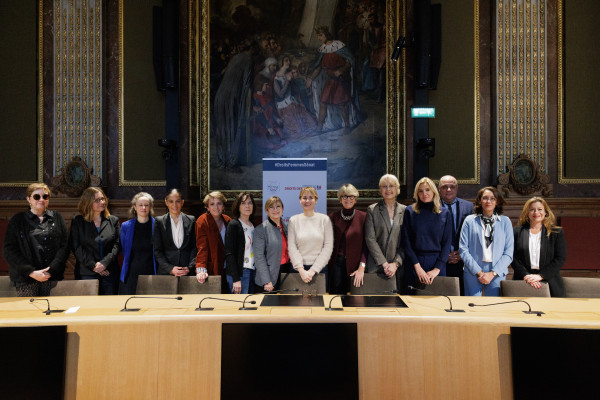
left=512, top=197, right=566, bottom=297
left=288, top=187, right=333, bottom=284
left=120, top=192, right=156, bottom=295
left=402, top=177, right=452, bottom=291
left=195, top=191, right=231, bottom=292
left=4, top=183, right=69, bottom=296
left=70, top=187, right=120, bottom=295
left=254, top=196, right=290, bottom=292
left=365, top=174, right=406, bottom=291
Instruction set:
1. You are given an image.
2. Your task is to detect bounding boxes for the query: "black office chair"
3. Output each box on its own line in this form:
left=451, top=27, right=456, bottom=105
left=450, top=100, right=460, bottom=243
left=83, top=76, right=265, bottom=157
left=177, top=275, right=221, bottom=294
left=500, top=280, right=550, bottom=297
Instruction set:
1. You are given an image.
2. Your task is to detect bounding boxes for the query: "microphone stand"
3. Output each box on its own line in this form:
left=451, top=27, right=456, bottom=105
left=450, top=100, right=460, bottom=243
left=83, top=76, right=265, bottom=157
left=468, top=299, right=544, bottom=316
left=120, top=296, right=183, bottom=312
left=408, top=285, right=465, bottom=312
left=239, top=288, right=299, bottom=310
left=325, top=294, right=344, bottom=311
left=196, top=297, right=254, bottom=311
left=30, top=298, right=65, bottom=315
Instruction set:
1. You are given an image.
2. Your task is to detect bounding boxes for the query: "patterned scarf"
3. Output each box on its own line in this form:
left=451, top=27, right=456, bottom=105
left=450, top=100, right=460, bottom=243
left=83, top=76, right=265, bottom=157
left=479, top=213, right=498, bottom=248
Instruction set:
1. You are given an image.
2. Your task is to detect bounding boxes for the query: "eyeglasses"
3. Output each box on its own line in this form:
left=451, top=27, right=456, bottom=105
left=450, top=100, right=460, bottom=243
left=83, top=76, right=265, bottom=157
left=481, top=196, right=496, bottom=202
left=94, top=197, right=106, bottom=203
left=342, top=195, right=356, bottom=200
left=32, top=194, right=49, bottom=201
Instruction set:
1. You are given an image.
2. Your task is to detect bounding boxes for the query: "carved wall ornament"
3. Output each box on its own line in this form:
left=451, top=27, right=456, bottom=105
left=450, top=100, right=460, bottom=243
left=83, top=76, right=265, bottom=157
left=498, top=154, right=552, bottom=198
left=51, top=157, right=101, bottom=197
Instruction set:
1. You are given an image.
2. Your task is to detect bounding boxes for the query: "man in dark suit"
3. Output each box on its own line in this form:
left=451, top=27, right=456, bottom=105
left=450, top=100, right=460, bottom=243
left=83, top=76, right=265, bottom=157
left=439, top=175, right=474, bottom=294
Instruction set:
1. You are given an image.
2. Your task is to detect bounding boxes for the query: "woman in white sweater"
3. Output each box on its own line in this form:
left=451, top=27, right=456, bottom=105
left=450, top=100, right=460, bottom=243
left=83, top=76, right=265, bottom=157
left=288, top=187, right=334, bottom=284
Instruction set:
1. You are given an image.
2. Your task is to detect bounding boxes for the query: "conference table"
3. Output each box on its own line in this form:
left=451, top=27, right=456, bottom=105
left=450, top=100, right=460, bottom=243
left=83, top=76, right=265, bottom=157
left=1, top=294, right=599, bottom=399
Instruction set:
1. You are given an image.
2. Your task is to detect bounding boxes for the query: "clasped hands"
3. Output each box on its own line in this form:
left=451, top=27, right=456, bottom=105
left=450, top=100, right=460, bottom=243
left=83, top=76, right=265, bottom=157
left=171, top=266, right=190, bottom=277
left=524, top=274, right=543, bottom=289
left=93, top=262, right=110, bottom=276
left=415, top=263, right=439, bottom=285
left=298, top=268, right=316, bottom=283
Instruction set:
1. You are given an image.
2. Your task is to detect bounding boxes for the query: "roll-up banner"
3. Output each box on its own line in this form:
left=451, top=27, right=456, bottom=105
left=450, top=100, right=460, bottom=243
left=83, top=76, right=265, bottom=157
left=262, top=158, right=327, bottom=222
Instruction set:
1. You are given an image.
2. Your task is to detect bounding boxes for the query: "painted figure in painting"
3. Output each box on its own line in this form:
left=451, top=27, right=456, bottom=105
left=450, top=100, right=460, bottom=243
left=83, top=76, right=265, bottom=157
left=214, top=41, right=255, bottom=171
left=306, top=26, right=363, bottom=133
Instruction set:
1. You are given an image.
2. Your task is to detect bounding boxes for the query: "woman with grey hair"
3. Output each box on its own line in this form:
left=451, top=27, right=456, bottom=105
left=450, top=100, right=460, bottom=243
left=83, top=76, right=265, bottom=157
left=328, top=184, right=367, bottom=294
left=120, top=192, right=157, bottom=295
left=364, top=174, right=406, bottom=292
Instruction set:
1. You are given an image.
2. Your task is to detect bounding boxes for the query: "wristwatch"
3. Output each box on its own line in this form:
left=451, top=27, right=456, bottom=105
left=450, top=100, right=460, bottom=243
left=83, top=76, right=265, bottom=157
left=491, top=271, right=498, bottom=277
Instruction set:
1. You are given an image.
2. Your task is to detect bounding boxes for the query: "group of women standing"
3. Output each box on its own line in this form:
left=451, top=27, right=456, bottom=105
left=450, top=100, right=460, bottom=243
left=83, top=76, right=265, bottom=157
left=4, top=180, right=567, bottom=297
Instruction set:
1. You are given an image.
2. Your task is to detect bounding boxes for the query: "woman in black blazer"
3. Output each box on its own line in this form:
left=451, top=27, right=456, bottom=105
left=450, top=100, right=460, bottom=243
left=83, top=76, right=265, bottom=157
left=70, top=187, right=120, bottom=295
left=225, top=192, right=256, bottom=294
left=153, top=189, right=197, bottom=276
left=512, top=197, right=567, bottom=297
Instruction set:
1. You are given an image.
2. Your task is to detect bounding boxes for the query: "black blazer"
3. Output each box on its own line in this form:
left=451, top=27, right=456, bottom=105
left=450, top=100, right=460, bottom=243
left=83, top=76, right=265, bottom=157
left=3, top=210, right=69, bottom=285
left=512, top=225, right=567, bottom=297
left=69, top=215, right=121, bottom=278
left=153, top=213, right=198, bottom=275
left=225, top=219, right=253, bottom=283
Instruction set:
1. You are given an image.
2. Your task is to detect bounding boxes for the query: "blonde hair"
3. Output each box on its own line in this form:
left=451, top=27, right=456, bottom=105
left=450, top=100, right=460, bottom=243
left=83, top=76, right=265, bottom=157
left=203, top=191, right=226, bottom=207
left=412, top=177, right=442, bottom=214
left=129, top=192, right=155, bottom=218
left=518, top=197, right=560, bottom=237
left=26, top=183, right=50, bottom=198
left=265, top=196, right=283, bottom=211
left=379, top=174, right=399, bottom=189
left=337, top=184, right=359, bottom=201
left=299, top=187, right=318, bottom=200
left=78, top=187, right=110, bottom=222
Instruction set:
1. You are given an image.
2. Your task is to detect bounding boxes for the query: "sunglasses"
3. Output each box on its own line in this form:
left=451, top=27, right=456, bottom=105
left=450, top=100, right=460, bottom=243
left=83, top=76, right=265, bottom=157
left=32, top=194, right=50, bottom=201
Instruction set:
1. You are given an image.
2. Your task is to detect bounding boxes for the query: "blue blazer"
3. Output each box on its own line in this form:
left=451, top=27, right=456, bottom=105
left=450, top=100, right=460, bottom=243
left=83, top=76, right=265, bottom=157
left=442, top=197, right=474, bottom=250
left=459, top=214, right=514, bottom=277
left=120, top=217, right=157, bottom=282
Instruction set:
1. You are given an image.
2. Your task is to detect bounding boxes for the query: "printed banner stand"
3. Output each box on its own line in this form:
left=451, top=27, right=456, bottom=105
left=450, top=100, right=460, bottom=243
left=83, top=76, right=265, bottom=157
left=262, top=158, right=327, bottom=223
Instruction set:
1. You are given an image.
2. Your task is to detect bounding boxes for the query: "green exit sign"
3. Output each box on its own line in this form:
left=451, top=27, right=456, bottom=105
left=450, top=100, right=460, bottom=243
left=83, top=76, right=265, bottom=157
left=411, top=107, right=436, bottom=118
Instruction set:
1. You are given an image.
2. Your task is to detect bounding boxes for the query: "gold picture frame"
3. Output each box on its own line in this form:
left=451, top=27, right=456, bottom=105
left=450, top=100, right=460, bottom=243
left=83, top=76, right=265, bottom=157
left=190, top=0, right=405, bottom=198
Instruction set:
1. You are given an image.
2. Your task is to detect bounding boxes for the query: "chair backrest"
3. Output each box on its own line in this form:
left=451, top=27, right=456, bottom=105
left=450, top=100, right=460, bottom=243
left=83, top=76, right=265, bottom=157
left=349, top=273, right=397, bottom=295
left=279, top=272, right=326, bottom=294
left=563, top=277, right=600, bottom=298
left=177, top=275, right=221, bottom=294
left=412, top=276, right=460, bottom=296
left=500, top=280, right=550, bottom=297
left=49, top=279, right=99, bottom=296
left=0, top=276, right=17, bottom=297
left=135, top=275, right=178, bottom=295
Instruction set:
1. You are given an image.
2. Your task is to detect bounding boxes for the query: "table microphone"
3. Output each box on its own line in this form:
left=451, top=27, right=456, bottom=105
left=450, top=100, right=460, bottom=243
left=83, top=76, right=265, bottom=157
left=239, top=288, right=299, bottom=310
left=196, top=297, right=255, bottom=311
left=120, top=296, right=183, bottom=312
left=30, top=298, right=65, bottom=315
left=467, top=299, right=544, bottom=316
left=407, top=286, right=465, bottom=312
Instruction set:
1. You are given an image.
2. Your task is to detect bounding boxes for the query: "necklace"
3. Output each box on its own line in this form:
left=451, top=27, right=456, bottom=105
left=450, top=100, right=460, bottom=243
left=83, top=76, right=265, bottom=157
left=341, top=209, right=355, bottom=221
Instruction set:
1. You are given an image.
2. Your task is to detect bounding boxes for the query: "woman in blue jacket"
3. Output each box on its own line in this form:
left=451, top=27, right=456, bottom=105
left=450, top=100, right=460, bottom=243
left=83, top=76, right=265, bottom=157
left=120, top=192, right=157, bottom=295
left=459, top=186, right=513, bottom=296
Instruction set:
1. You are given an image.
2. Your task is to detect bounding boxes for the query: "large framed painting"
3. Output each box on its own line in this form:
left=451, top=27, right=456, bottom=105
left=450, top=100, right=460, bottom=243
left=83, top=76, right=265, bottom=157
left=190, top=0, right=405, bottom=198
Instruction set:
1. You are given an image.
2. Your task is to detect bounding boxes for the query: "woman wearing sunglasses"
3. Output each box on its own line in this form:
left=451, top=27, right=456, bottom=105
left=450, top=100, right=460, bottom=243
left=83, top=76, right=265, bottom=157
left=3, top=183, right=69, bottom=297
